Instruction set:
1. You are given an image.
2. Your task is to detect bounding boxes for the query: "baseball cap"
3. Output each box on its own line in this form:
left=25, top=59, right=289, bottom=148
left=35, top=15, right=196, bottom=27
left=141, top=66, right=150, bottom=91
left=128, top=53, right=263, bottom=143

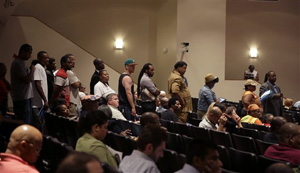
left=125, top=58, right=137, bottom=66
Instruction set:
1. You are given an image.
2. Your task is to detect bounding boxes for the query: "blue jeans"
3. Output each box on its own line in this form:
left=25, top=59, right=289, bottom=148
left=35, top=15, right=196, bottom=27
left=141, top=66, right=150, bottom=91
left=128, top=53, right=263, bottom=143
left=119, top=104, right=134, bottom=121
left=13, top=99, right=32, bottom=124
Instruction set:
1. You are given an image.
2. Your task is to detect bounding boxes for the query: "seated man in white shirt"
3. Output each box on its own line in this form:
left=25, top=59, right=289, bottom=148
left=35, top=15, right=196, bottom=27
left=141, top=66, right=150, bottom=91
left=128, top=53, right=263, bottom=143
left=107, top=93, right=127, bottom=121
left=199, top=102, right=227, bottom=131
left=119, top=125, right=167, bottom=173
left=175, top=139, right=223, bottom=173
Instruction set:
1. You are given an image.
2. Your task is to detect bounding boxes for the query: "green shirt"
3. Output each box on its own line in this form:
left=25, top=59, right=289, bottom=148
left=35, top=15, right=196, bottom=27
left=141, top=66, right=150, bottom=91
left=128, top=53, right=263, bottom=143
left=76, top=133, right=118, bottom=169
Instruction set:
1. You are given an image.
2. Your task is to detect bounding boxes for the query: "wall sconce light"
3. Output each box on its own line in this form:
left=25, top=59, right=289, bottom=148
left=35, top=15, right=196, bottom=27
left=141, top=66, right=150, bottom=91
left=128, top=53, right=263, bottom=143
left=249, top=48, right=258, bottom=58
left=115, top=39, right=124, bottom=49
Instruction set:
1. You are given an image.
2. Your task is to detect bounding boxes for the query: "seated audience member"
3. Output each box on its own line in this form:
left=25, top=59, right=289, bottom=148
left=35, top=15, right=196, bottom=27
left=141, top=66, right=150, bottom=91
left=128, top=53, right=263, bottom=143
left=0, top=125, right=43, bottom=173
left=264, top=123, right=300, bottom=165
left=56, top=151, right=104, bottom=173
left=199, top=102, right=227, bottom=131
left=241, top=104, right=263, bottom=125
left=156, top=97, right=169, bottom=114
left=175, top=139, right=223, bottom=173
left=80, top=95, right=101, bottom=117
left=79, top=84, right=88, bottom=100
left=119, top=125, right=167, bottom=173
left=140, top=112, right=161, bottom=128
left=265, top=163, right=293, bottom=173
left=293, top=100, right=300, bottom=110
left=54, top=104, right=70, bottom=117
left=224, top=106, right=243, bottom=133
left=263, top=117, right=287, bottom=143
left=76, top=110, right=118, bottom=169
left=262, top=113, right=274, bottom=127
left=159, top=91, right=166, bottom=98
left=94, top=70, right=115, bottom=99
left=284, top=98, right=294, bottom=110
left=161, top=97, right=180, bottom=122
left=107, top=93, right=127, bottom=121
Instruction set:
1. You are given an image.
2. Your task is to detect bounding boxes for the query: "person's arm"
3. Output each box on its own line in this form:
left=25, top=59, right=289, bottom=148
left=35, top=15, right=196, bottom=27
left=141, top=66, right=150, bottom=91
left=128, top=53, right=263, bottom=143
left=52, top=84, right=63, bottom=101
left=244, top=72, right=248, bottom=80
left=217, top=114, right=227, bottom=131
left=255, top=73, right=259, bottom=81
left=35, top=80, right=49, bottom=109
left=242, top=94, right=253, bottom=109
left=71, top=81, right=81, bottom=88
left=122, top=76, right=136, bottom=116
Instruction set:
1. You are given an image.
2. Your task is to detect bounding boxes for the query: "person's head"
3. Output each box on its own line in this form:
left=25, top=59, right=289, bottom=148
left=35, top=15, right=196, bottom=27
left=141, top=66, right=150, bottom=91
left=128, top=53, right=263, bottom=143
left=93, top=58, right=105, bottom=71
left=262, top=113, right=274, bottom=125
left=140, top=112, right=160, bottom=128
left=37, top=51, right=49, bottom=67
left=81, top=95, right=100, bottom=112
left=270, top=116, right=287, bottom=134
left=160, top=97, right=169, bottom=109
left=174, top=61, right=187, bottom=76
left=168, top=97, right=181, bottom=113
left=124, top=58, right=137, bottom=74
left=99, top=69, right=109, bottom=83
left=159, top=91, right=166, bottom=98
left=0, top=63, right=7, bottom=77
left=98, top=105, right=112, bottom=119
left=225, top=106, right=239, bottom=120
left=205, top=73, right=219, bottom=89
left=279, top=123, right=300, bottom=149
left=137, top=125, right=167, bottom=162
left=265, top=163, right=293, bottom=173
left=57, top=151, right=103, bottom=173
left=47, top=57, right=56, bottom=71
left=248, top=65, right=255, bottom=72
left=137, top=63, right=154, bottom=97
left=79, top=84, right=86, bottom=92
left=18, top=43, right=33, bottom=60
left=6, top=125, right=43, bottom=164
left=284, top=98, right=294, bottom=108
left=244, top=79, right=257, bottom=92
left=267, top=71, right=277, bottom=84
left=207, top=103, right=224, bottom=125
left=78, top=110, right=108, bottom=141
left=248, top=104, right=261, bottom=118
left=54, top=104, right=70, bottom=117
left=60, top=54, right=73, bottom=71
left=66, top=54, right=75, bottom=68
left=107, top=93, right=119, bottom=108
left=186, top=139, right=222, bottom=173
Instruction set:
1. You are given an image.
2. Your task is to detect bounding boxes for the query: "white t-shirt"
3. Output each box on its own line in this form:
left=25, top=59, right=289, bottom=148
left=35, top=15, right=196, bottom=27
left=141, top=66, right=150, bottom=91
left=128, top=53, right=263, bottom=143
left=94, top=81, right=116, bottom=99
left=108, top=105, right=127, bottom=121
left=67, top=70, right=82, bottom=109
left=32, top=63, right=48, bottom=108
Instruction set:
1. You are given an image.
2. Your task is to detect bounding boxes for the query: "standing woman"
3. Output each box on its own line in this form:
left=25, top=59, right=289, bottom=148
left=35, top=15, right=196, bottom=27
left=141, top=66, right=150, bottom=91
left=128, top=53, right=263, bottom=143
left=76, top=110, right=118, bottom=169
left=94, top=70, right=116, bottom=99
left=137, top=63, right=160, bottom=113
left=241, top=79, right=261, bottom=117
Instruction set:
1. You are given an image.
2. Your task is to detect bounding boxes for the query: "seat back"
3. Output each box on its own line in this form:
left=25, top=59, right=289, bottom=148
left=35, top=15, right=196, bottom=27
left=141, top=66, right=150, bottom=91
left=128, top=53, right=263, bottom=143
left=160, top=119, right=176, bottom=133
left=115, top=119, right=131, bottom=131
left=210, top=130, right=233, bottom=148
left=217, top=145, right=231, bottom=170
left=130, top=122, right=141, bottom=137
left=174, top=122, right=192, bottom=137
left=229, top=148, right=258, bottom=173
left=255, top=139, right=276, bottom=155
left=240, top=127, right=261, bottom=139
left=181, top=135, right=193, bottom=154
left=258, top=155, right=291, bottom=173
left=190, top=126, right=211, bottom=141
left=252, top=124, right=270, bottom=132
left=157, top=149, right=182, bottom=173
left=188, top=118, right=202, bottom=126
left=231, top=133, right=257, bottom=154
left=111, top=133, right=134, bottom=157
left=166, top=132, right=184, bottom=153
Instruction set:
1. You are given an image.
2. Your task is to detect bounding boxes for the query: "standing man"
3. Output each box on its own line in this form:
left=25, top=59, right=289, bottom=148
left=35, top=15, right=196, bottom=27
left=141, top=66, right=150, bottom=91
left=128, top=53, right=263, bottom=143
left=46, top=57, right=56, bottom=105
left=259, top=71, right=283, bottom=116
left=137, top=63, right=160, bottom=113
left=10, top=44, right=35, bottom=124
left=244, top=65, right=259, bottom=81
left=197, top=73, right=219, bottom=120
left=168, top=61, right=192, bottom=123
left=118, top=58, right=137, bottom=120
left=66, top=54, right=82, bottom=116
left=52, top=54, right=73, bottom=106
left=32, top=51, right=49, bottom=130
left=119, top=125, right=167, bottom=173
left=90, top=58, right=105, bottom=95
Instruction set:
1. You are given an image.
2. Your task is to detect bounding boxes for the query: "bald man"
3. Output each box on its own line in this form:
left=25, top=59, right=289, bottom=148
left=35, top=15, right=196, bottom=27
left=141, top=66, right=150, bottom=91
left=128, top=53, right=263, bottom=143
left=199, top=102, right=227, bottom=131
left=0, top=125, right=43, bottom=172
left=264, top=123, right=300, bottom=165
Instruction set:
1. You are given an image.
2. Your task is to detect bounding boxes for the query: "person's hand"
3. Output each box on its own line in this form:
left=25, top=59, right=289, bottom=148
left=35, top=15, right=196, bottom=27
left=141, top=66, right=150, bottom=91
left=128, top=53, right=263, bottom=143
left=131, top=107, right=136, bottom=116
left=218, top=114, right=228, bottom=126
left=43, top=101, right=49, bottom=110
left=120, top=129, right=131, bottom=136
